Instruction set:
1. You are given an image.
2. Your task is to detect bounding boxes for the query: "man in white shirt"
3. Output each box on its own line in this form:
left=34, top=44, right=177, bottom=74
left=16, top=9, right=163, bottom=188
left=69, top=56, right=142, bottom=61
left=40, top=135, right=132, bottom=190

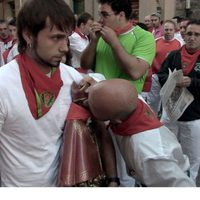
left=0, top=0, right=117, bottom=187
left=0, top=19, right=14, bottom=66
left=69, top=12, right=93, bottom=72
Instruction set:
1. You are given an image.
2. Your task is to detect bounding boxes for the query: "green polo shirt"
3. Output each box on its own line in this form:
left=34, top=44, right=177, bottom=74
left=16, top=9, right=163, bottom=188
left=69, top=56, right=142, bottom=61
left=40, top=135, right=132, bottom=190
left=95, top=25, right=156, bottom=93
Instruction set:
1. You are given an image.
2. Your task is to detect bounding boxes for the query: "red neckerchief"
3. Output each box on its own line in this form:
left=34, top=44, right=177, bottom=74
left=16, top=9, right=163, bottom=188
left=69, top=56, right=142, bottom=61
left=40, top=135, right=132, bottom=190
left=75, top=27, right=88, bottom=40
left=2, top=39, right=17, bottom=63
left=110, top=99, right=162, bottom=136
left=114, top=22, right=133, bottom=35
left=0, top=35, right=13, bottom=44
left=2, top=49, right=9, bottom=64
left=181, top=45, right=200, bottom=75
left=16, top=54, right=63, bottom=119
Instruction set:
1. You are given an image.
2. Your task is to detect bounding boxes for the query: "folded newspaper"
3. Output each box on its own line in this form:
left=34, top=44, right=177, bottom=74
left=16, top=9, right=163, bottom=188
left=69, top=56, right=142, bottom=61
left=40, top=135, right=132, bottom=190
left=160, top=69, right=194, bottom=122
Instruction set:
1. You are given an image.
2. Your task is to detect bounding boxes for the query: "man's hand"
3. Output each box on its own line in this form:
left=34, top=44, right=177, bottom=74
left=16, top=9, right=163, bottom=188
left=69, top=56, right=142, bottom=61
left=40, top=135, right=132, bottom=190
left=72, top=76, right=97, bottom=107
left=100, top=26, right=119, bottom=46
left=176, top=76, right=191, bottom=87
left=89, top=21, right=103, bottom=41
left=79, top=75, right=97, bottom=92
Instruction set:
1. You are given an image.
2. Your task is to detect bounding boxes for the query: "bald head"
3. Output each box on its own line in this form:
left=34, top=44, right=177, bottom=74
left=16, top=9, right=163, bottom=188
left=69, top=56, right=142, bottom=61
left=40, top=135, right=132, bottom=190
left=88, top=79, right=138, bottom=121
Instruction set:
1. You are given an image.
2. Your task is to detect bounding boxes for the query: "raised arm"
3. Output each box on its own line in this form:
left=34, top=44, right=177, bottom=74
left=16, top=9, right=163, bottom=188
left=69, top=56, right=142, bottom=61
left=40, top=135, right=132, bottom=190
left=100, top=26, right=154, bottom=80
left=81, top=22, right=102, bottom=70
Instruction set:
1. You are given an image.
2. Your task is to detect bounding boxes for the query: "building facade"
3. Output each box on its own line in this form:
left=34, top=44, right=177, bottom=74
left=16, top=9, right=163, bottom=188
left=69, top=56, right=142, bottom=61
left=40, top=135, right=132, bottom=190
left=0, top=0, right=199, bottom=22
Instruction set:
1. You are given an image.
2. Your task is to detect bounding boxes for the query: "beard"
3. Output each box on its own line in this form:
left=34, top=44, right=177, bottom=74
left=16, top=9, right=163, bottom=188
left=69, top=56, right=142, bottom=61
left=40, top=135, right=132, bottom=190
left=35, top=50, right=60, bottom=68
left=32, top=38, right=60, bottom=68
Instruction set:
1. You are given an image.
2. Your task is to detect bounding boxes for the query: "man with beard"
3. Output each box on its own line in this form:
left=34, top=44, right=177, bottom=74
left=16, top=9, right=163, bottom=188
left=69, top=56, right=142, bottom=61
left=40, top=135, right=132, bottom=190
left=0, top=0, right=117, bottom=186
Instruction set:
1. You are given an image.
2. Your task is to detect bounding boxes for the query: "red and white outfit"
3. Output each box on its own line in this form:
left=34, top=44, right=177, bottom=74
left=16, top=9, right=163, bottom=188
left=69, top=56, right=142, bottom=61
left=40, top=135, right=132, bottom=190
left=0, top=56, right=84, bottom=186
left=109, top=99, right=195, bottom=186
left=0, top=35, right=14, bottom=66
left=152, top=25, right=164, bottom=39
left=69, top=28, right=89, bottom=72
left=0, top=35, right=13, bottom=51
left=2, top=42, right=19, bottom=65
left=152, top=37, right=182, bottom=74
left=143, top=37, right=182, bottom=114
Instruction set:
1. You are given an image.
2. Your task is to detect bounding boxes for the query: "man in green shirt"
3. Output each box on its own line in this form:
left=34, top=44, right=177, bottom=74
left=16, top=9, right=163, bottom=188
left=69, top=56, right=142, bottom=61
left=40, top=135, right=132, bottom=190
left=81, top=0, right=155, bottom=93
left=81, top=0, right=156, bottom=187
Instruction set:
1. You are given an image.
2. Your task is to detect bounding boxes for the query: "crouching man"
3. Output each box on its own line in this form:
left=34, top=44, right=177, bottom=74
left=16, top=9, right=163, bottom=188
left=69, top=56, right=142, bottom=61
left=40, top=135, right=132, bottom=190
left=87, top=79, right=195, bottom=187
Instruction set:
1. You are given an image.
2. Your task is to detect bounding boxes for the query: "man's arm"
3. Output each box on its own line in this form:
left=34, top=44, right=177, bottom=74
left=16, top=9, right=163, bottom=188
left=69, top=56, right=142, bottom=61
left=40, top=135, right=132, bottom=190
left=111, top=39, right=150, bottom=80
left=100, top=26, right=151, bottom=80
left=80, top=39, right=98, bottom=69
left=81, top=22, right=102, bottom=69
left=96, top=121, right=119, bottom=187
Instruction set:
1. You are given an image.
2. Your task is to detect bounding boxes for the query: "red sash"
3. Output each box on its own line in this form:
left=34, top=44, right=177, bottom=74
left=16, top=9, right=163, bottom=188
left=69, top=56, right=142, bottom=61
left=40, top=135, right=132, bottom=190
left=181, top=45, right=200, bottom=75
left=16, top=54, right=63, bottom=119
left=111, top=99, right=162, bottom=136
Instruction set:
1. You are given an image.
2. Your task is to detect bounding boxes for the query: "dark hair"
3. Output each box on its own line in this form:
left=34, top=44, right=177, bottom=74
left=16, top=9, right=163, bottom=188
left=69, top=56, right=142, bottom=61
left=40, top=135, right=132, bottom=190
left=0, top=19, right=8, bottom=25
left=17, top=0, right=75, bottom=53
left=9, top=18, right=16, bottom=26
left=77, top=12, right=93, bottom=27
left=97, top=0, right=132, bottom=20
left=130, top=12, right=138, bottom=21
left=186, top=19, right=200, bottom=28
left=172, top=16, right=183, bottom=23
left=180, top=18, right=191, bottom=23
left=136, top=22, right=148, bottom=31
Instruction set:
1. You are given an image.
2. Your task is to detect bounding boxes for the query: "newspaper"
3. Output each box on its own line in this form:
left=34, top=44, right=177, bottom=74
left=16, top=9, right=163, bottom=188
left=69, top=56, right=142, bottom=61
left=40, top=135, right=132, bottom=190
left=160, top=69, right=194, bottom=121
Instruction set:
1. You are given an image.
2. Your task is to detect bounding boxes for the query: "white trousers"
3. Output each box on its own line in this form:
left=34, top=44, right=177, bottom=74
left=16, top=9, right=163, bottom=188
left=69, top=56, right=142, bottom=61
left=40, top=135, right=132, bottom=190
left=114, top=126, right=195, bottom=187
left=161, top=111, right=200, bottom=182
left=142, top=74, right=161, bottom=115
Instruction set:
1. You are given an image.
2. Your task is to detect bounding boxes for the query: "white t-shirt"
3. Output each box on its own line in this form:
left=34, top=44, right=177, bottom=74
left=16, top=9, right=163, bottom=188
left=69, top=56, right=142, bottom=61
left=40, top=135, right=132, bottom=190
left=69, top=32, right=89, bottom=68
left=0, top=60, right=83, bottom=186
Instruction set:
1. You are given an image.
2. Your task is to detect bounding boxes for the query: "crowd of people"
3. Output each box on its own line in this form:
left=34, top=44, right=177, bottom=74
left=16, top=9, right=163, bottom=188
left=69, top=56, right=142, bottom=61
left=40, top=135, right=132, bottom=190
left=0, top=0, right=199, bottom=187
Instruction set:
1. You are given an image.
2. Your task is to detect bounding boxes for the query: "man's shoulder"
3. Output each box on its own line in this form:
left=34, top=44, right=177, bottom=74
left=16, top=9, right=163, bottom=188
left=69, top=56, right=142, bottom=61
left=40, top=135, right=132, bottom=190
left=132, top=26, right=155, bottom=44
left=165, top=49, right=181, bottom=62
left=133, top=26, right=154, bottom=36
left=59, top=63, right=78, bottom=74
left=169, top=48, right=181, bottom=55
left=59, top=63, right=83, bottom=83
left=0, top=59, right=18, bottom=74
left=69, top=32, right=82, bottom=40
left=173, top=37, right=184, bottom=47
left=0, top=60, right=19, bottom=88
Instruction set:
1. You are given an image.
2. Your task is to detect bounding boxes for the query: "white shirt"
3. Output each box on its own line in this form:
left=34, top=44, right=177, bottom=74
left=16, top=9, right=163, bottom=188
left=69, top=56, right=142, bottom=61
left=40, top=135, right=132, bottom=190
left=69, top=32, right=89, bottom=68
left=0, top=60, right=83, bottom=186
left=6, top=43, right=19, bottom=63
